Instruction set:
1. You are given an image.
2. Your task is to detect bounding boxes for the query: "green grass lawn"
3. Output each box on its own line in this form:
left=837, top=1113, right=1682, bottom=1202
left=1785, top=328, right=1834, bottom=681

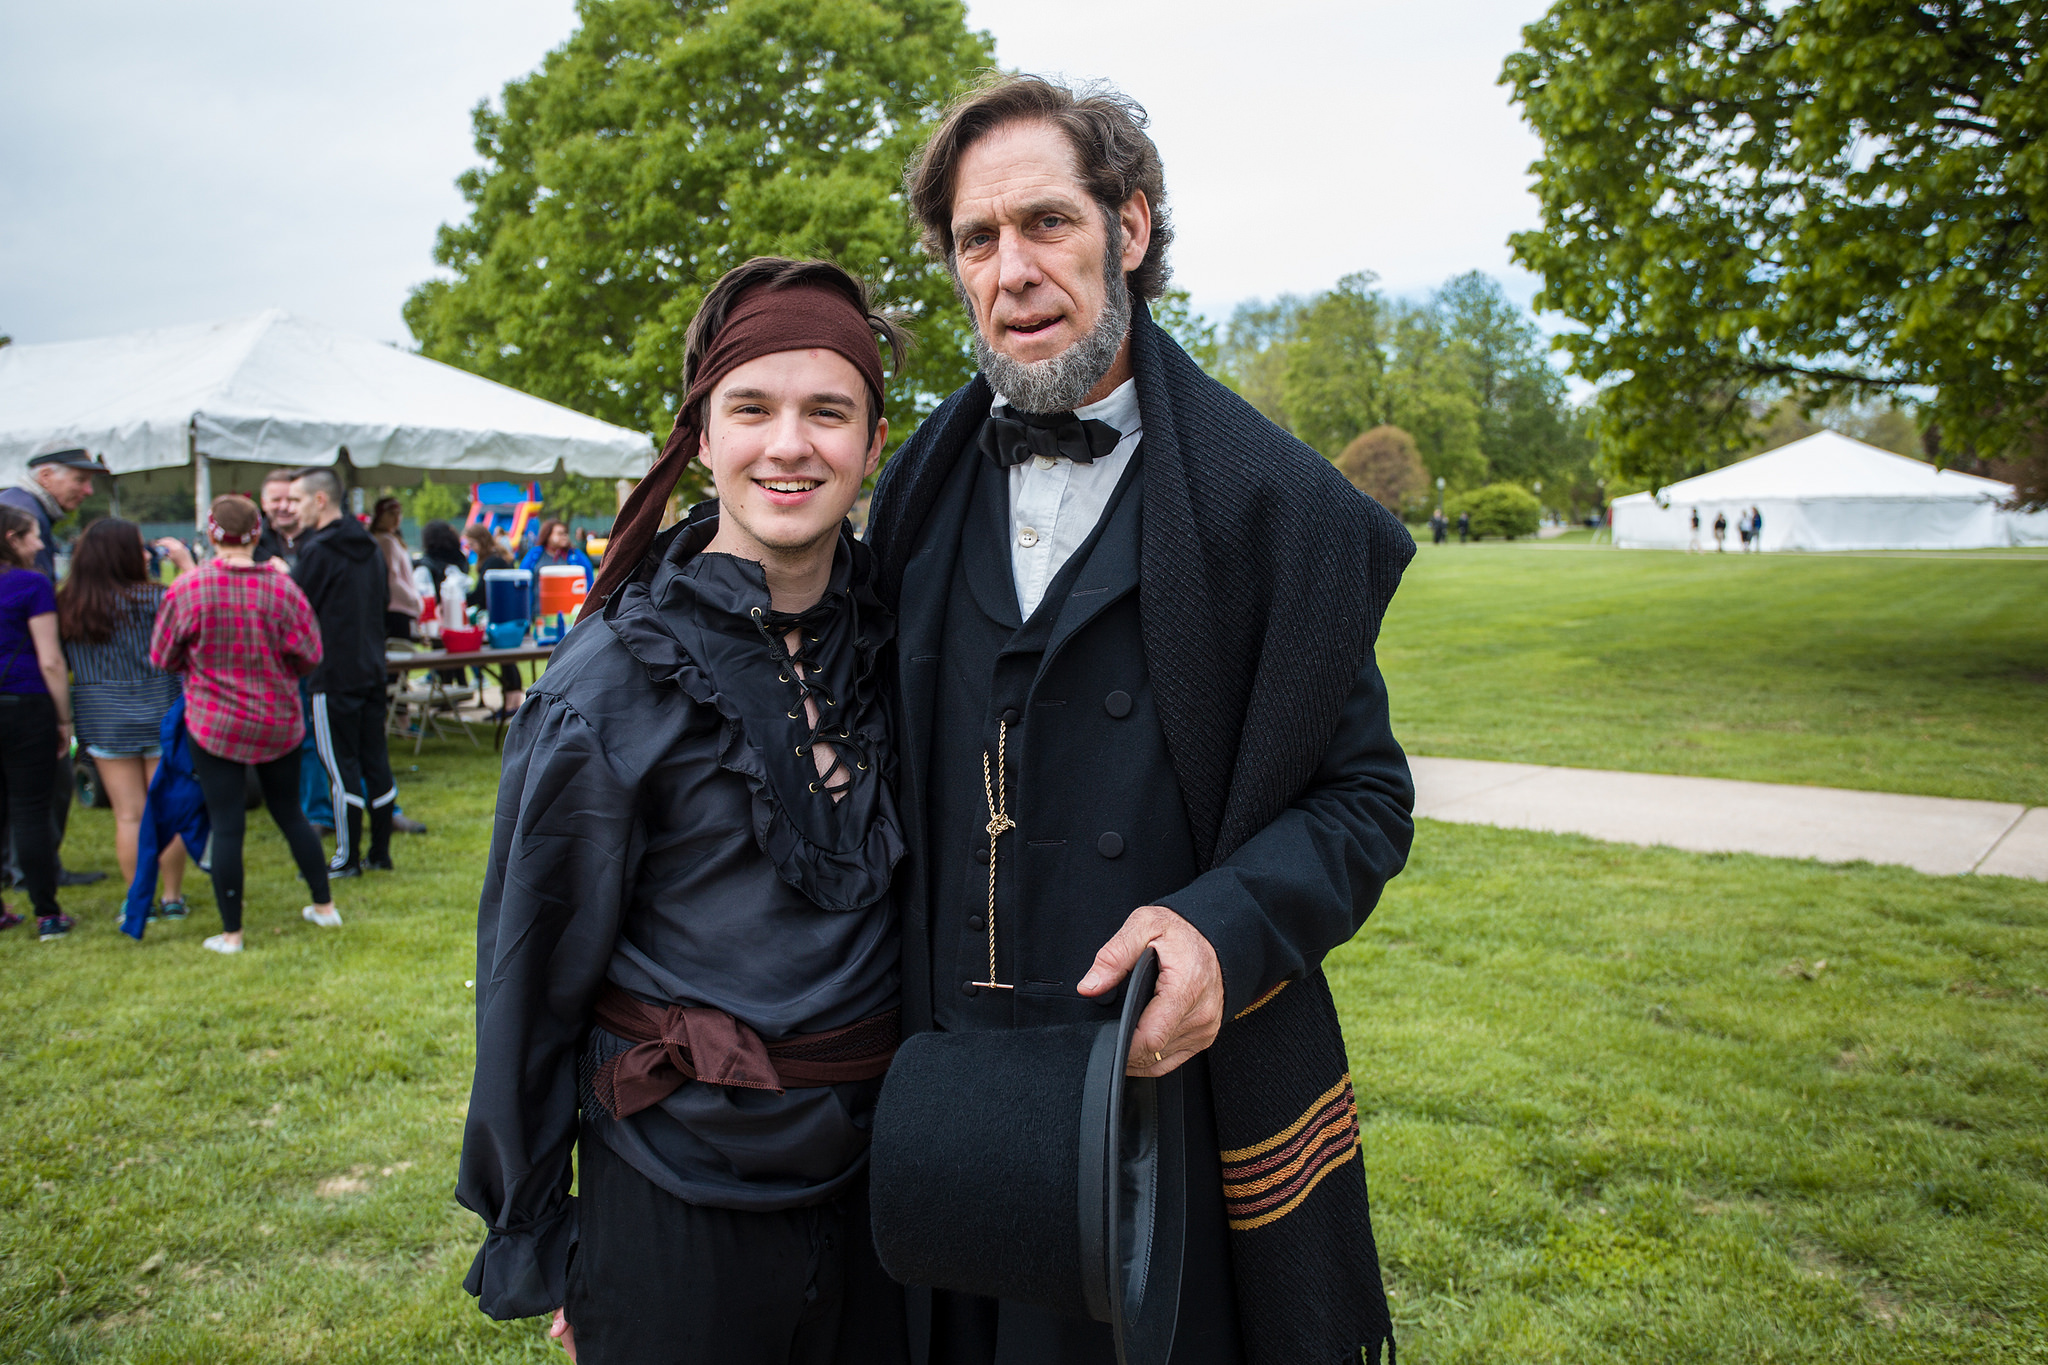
left=1381, top=543, right=2048, bottom=805
left=3, top=744, right=2043, bottom=1363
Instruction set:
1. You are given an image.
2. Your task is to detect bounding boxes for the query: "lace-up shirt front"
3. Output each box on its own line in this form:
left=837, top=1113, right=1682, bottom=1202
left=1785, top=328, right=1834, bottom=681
left=589, top=527, right=903, bottom=1209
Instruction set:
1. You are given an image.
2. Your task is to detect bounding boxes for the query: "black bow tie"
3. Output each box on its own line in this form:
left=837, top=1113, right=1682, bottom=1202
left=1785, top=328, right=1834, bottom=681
left=979, top=409, right=1123, bottom=470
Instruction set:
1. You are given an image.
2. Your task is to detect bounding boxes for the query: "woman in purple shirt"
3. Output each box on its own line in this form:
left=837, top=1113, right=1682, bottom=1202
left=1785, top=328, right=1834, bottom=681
left=0, top=504, right=74, bottom=939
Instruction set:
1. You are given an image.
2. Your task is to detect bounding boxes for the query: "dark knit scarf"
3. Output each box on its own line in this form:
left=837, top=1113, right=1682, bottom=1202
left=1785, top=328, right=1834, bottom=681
left=867, top=302, right=1414, bottom=1365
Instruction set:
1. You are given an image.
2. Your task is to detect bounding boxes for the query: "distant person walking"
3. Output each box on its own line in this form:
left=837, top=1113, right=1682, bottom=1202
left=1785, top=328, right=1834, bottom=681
left=517, top=517, right=596, bottom=591
left=151, top=495, right=338, bottom=953
left=253, top=469, right=305, bottom=568
left=1458, top=509, right=1471, bottom=543
left=370, top=497, right=423, bottom=640
left=1688, top=507, right=1702, bottom=552
left=291, top=468, right=397, bottom=878
left=1747, top=505, right=1764, bottom=552
left=57, top=517, right=191, bottom=917
left=1713, top=510, right=1728, bottom=552
left=1429, top=508, right=1447, bottom=545
left=0, top=505, right=71, bottom=939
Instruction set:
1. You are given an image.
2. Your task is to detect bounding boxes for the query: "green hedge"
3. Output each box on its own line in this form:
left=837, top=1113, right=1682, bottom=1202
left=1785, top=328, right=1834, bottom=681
left=1450, top=483, right=1542, bottom=539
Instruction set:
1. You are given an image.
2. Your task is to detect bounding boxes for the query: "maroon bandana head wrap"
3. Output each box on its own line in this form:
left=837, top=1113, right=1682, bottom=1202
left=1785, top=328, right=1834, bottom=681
left=588, top=282, right=889, bottom=612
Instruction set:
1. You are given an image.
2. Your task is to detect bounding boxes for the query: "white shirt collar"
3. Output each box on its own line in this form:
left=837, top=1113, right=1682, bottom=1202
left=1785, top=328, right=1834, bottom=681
left=990, top=377, right=1142, bottom=439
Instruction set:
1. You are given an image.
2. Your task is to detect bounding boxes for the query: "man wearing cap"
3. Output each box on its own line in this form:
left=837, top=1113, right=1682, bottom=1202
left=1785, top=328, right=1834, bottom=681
left=2, top=448, right=107, bottom=580
left=461, top=257, right=915, bottom=1362
left=1, top=448, right=112, bottom=890
left=864, top=77, right=1414, bottom=1365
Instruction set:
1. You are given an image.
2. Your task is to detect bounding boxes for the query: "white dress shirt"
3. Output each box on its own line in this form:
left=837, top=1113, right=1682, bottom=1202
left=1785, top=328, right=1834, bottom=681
left=993, top=379, right=1143, bottom=619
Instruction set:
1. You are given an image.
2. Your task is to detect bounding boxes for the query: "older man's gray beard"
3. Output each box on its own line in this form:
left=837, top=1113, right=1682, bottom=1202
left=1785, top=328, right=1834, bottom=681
left=963, top=247, right=1133, bottom=415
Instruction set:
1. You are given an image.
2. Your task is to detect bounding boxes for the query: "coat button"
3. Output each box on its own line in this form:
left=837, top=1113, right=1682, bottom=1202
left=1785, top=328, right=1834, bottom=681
left=1097, top=832, right=1124, bottom=859
left=973, top=845, right=991, bottom=865
left=1001, top=708, right=1021, bottom=727
left=1017, top=526, right=1040, bottom=548
left=1104, top=690, right=1132, bottom=718
left=961, top=980, right=981, bottom=997
left=968, top=914, right=986, bottom=930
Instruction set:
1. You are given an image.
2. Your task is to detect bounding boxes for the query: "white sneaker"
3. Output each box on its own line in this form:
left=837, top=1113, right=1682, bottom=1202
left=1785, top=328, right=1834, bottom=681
left=203, top=934, right=243, bottom=954
left=302, top=905, right=343, bottom=928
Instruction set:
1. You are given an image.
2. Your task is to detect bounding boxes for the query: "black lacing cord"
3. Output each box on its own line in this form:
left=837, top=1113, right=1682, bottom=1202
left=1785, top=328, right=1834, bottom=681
left=749, top=604, right=871, bottom=798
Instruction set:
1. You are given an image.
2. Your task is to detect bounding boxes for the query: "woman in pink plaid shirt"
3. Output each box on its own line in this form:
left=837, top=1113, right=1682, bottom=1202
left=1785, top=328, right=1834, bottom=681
left=150, top=495, right=341, bottom=954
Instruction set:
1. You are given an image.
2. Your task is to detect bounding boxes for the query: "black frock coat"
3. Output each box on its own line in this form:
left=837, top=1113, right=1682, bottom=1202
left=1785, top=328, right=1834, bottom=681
left=868, top=307, right=1416, bottom=1365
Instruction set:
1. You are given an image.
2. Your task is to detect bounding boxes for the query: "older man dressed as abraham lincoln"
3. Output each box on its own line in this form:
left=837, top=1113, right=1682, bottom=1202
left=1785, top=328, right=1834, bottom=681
left=866, top=77, right=1416, bottom=1365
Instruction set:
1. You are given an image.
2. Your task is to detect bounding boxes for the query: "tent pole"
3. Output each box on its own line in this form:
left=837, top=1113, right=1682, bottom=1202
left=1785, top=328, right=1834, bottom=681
left=191, top=421, right=211, bottom=536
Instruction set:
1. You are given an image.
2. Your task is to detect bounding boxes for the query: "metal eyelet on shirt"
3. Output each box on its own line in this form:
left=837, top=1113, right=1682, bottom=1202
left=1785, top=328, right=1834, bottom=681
left=779, top=672, right=791, bottom=683
left=809, top=781, right=821, bottom=793
left=788, top=709, right=803, bottom=720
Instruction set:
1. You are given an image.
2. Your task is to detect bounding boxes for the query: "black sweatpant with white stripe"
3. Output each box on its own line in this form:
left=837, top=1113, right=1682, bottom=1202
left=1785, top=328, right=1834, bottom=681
left=310, top=686, right=395, bottom=872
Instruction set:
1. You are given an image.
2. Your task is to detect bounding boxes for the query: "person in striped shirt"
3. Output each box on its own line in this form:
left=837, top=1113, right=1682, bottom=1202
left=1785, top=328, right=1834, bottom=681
left=57, top=517, right=193, bottom=917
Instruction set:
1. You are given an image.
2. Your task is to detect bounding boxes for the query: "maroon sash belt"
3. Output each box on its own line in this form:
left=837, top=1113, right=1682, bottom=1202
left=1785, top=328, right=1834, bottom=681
left=590, top=983, right=900, bottom=1119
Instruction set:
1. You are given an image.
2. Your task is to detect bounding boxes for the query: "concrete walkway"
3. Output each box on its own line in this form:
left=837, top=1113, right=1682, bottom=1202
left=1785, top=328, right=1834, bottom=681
left=1412, top=756, right=2048, bottom=881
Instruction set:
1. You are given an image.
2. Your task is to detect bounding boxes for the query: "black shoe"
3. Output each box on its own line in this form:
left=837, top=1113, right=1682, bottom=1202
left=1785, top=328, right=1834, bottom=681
left=58, top=869, right=107, bottom=887
left=330, top=864, right=365, bottom=880
left=366, top=856, right=395, bottom=871
left=39, top=914, right=75, bottom=940
left=391, top=814, right=428, bottom=835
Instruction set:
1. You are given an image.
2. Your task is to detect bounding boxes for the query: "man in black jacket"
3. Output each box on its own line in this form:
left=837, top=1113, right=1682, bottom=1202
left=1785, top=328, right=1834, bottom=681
left=865, top=77, right=1414, bottom=1365
left=290, top=466, right=395, bottom=880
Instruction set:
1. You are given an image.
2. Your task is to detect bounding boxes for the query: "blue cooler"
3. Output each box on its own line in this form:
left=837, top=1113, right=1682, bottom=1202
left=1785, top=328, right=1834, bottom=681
left=484, top=569, right=533, bottom=628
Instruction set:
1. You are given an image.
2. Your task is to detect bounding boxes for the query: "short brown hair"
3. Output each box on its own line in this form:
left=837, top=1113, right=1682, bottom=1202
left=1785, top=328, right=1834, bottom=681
left=906, top=75, right=1174, bottom=300
left=262, top=468, right=297, bottom=488
left=211, top=494, right=261, bottom=541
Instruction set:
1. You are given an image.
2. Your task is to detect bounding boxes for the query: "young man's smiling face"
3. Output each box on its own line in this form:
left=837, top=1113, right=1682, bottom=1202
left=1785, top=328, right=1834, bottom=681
left=697, top=348, right=884, bottom=563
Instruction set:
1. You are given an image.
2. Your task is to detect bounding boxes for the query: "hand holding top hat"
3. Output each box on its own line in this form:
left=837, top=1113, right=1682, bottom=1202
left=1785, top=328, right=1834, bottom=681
left=1078, top=905, right=1225, bottom=1078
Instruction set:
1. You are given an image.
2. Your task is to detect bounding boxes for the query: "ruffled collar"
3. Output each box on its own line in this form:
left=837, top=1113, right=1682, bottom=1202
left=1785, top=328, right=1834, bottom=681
left=602, top=504, right=902, bottom=912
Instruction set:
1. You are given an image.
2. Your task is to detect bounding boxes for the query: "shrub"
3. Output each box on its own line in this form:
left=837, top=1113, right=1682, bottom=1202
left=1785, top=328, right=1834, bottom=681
left=1451, top=483, right=1541, bottom=539
left=1335, top=425, right=1431, bottom=516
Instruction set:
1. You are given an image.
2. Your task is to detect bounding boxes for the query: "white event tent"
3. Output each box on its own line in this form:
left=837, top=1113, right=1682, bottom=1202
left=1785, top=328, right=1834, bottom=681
left=1610, top=430, right=2048, bottom=551
left=0, top=310, right=653, bottom=524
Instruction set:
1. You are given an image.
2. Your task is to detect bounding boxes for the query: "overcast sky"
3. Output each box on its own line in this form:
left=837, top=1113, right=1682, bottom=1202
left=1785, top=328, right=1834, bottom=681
left=0, top=0, right=1553, bottom=349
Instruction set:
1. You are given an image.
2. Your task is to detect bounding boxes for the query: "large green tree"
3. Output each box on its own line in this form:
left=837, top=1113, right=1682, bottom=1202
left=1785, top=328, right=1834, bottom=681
left=1504, top=0, right=2048, bottom=501
left=1431, top=272, right=1591, bottom=490
left=1269, top=273, right=1485, bottom=487
left=404, top=0, right=993, bottom=486
left=1204, top=272, right=1596, bottom=501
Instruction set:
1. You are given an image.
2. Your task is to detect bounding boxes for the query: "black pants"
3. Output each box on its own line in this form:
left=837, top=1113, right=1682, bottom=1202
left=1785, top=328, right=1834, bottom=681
left=927, top=1055, right=1246, bottom=1365
left=566, top=1136, right=909, bottom=1365
left=309, top=687, right=395, bottom=872
left=2, top=740, right=71, bottom=888
left=0, top=693, right=61, bottom=920
left=189, top=742, right=332, bottom=933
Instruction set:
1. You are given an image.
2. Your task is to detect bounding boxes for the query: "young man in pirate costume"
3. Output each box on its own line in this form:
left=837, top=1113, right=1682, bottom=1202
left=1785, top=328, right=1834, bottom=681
left=864, top=78, right=1416, bottom=1364
left=458, top=258, right=913, bottom=1364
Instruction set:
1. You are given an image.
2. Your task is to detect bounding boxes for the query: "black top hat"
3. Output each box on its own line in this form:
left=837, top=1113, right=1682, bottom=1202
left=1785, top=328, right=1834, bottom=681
left=870, top=949, right=1185, bottom=1365
left=28, top=448, right=111, bottom=475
